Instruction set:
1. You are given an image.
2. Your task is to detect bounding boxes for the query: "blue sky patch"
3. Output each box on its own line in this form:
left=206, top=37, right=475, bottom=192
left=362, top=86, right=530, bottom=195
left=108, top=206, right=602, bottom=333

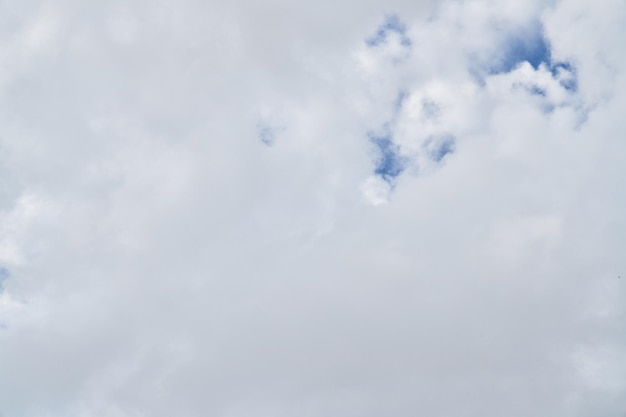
left=394, top=90, right=409, bottom=112
left=527, top=85, right=547, bottom=97
left=484, top=22, right=578, bottom=93
left=491, top=23, right=550, bottom=74
left=257, top=122, right=278, bottom=146
left=425, top=135, right=455, bottom=162
left=366, top=15, right=412, bottom=48
left=369, top=130, right=407, bottom=183
left=421, top=99, right=441, bottom=120
left=0, top=267, right=9, bottom=291
left=551, top=61, right=578, bottom=92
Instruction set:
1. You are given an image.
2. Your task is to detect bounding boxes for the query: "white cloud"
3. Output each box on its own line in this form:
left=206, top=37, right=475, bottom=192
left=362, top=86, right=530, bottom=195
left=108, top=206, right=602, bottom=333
left=361, top=175, right=392, bottom=205
left=1, top=0, right=625, bottom=416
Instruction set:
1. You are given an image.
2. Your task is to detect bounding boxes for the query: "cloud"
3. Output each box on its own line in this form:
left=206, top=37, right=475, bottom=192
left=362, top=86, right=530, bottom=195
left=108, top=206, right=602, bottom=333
left=0, top=0, right=625, bottom=416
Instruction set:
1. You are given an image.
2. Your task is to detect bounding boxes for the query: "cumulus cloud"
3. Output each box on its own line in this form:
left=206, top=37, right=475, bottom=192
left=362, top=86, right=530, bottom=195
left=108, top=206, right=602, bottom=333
left=1, top=0, right=625, bottom=416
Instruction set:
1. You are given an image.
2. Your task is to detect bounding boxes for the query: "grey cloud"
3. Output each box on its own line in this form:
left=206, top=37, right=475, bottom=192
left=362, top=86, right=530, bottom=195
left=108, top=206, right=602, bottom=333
left=0, top=0, right=625, bottom=416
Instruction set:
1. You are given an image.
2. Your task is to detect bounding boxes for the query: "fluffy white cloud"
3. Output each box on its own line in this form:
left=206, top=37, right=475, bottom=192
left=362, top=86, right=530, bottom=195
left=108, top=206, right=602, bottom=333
left=1, top=0, right=625, bottom=416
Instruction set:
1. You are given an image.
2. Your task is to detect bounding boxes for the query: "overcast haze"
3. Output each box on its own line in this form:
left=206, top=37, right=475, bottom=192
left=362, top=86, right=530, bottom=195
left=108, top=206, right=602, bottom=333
left=1, top=0, right=626, bottom=416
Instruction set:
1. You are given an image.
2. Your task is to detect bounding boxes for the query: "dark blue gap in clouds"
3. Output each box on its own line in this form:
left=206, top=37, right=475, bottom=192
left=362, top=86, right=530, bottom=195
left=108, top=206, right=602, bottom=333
left=366, top=14, right=412, bottom=47
left=493, top=25, right=550, bottom=73
left=425, top=135, right=455, bottom=162
left=551, top=61, right=578, bottom=92
left=487, top=22, right=578, bottom=92
left=369, top=130, right=407, bottom=184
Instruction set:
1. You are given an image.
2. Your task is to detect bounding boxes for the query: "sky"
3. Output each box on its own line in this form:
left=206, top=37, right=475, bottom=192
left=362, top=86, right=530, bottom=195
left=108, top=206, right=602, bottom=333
left=0, top=0, right=626, bottom=416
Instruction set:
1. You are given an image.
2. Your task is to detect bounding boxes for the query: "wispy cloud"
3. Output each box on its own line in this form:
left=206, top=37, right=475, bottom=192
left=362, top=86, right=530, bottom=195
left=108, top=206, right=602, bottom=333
left=0, top=0, right=625, bottom=416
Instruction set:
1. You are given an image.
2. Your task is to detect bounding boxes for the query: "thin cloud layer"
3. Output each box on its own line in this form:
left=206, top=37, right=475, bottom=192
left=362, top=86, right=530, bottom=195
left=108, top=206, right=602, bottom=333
left=1, top=0, right=625, bottom=416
